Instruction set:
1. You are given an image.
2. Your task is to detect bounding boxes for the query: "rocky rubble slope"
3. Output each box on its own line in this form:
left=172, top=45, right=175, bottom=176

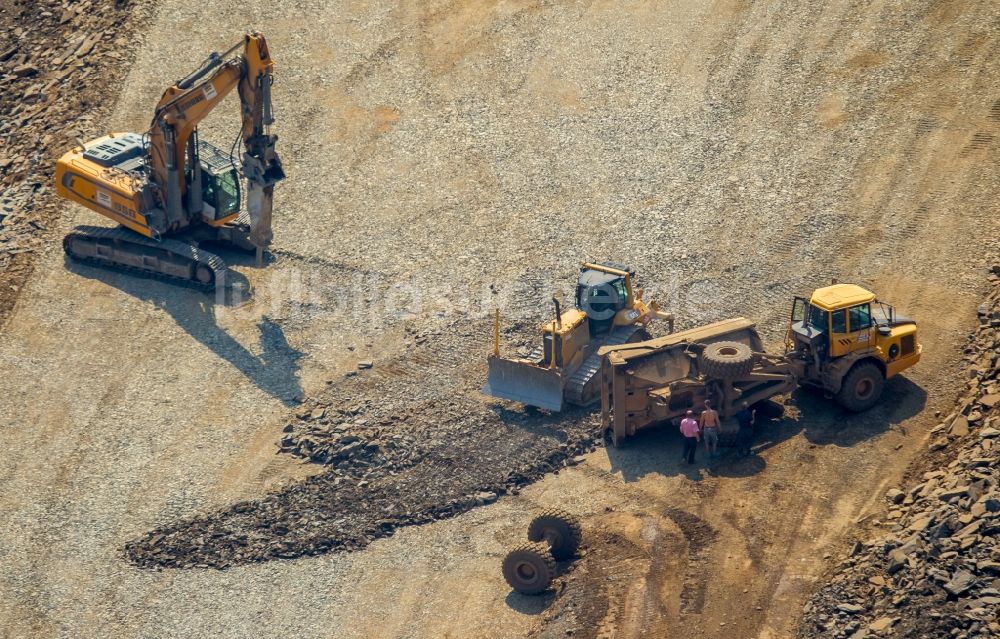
left=800, top=268, right=1000, bottom=639
left=0, top=0, right=144, bottom=324
left=124, top=319, right=609, bottom=569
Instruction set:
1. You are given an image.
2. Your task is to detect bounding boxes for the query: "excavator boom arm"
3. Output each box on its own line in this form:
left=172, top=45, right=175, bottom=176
left=145, top=32, right=283, bottom=246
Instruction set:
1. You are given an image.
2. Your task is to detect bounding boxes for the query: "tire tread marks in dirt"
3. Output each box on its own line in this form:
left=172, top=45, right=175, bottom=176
left=529, top=514, right=678, bottom=639
left=664, top=507, right=718, bottom=615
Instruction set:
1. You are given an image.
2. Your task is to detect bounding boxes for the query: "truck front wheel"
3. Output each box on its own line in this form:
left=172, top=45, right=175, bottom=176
left=835, top=362, right=885, bottom=412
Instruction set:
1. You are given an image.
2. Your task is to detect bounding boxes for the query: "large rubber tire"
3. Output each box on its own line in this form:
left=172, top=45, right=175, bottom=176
left=700, top=341, right=755, bottom=378
left=835, top=362, right=885, bottom=412
left=752, top=398, right=785, bottom=419
left=527, top=509, right=582, bottom=561
left=502, top=542, right=556, bottom=595
left=717, top=417, right=740, bottom=447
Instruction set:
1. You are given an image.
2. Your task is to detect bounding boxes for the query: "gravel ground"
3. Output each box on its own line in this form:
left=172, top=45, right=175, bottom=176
left=799, top=278, right=1000, bottom=639
left=0, top=0, right=998, bottom=637
left=0, top=0, right=146, bottom=323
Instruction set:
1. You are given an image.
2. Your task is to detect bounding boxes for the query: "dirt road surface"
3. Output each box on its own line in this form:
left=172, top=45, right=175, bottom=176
left=1, top=0, right=997, bottom=637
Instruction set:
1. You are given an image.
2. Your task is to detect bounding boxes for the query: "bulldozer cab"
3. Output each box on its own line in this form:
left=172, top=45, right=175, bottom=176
left=576, top=264, right=634, bottom=336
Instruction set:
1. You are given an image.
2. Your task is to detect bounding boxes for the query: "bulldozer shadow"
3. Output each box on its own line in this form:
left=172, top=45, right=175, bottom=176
left=65, top=257, right=304, bottom=406
left=794, top=375, right=926, bottom=447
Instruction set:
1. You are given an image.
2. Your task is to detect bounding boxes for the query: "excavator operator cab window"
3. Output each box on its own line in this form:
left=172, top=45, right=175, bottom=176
left=197, top=140, right=241, bottom=220
left=201, top=168, right=241, bottom=219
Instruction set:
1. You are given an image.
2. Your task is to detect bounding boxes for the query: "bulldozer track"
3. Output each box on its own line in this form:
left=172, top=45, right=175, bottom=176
left=63, top=225, right=227, bottom=291
left=565, top=326, right=650, bottom=406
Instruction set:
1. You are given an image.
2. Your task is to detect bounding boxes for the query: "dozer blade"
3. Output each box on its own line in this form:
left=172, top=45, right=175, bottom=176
left=483, top=356, right=566, bottom=412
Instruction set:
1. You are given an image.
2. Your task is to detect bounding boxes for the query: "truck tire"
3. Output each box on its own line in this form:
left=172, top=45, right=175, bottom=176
left=717, top=416, right=740, bottom=447
left=701, top=341, right=755, bottom=378
left=835, top=362, right=885, bottom=412
left=502, top=542, right=556, bottom=595
left=752, top=398, right=785, bottom=419
left=527, top=509, right=582, bottom=560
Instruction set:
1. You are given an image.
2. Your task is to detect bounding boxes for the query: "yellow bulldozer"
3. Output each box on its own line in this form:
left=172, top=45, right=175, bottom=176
left=54, top=32, right=284, bottom=287
left=484, top=262, right=674, bottom=411
left=599, top=282, right=921, bottom=445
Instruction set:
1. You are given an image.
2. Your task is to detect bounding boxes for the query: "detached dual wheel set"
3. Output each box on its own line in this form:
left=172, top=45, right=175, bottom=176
left=502, top=509, right=582, bottom=595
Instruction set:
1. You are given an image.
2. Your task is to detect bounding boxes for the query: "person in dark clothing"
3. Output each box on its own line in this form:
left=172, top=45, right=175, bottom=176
left=735, top=401, right=756, bottom=457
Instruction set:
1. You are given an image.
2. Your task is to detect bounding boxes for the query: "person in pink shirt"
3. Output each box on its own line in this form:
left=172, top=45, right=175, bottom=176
left=679, top=409, right=701, bottom=464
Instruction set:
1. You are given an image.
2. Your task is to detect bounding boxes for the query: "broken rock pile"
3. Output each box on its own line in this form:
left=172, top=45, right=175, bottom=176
left=125, top=320, right=607, bottom=568
left=799, top=268, right=1000, bottom=639
left=0, top=0, right=142, bottom=321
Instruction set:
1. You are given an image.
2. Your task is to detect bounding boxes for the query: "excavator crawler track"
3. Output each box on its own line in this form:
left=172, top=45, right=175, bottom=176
left=565, top=326, right=649, bottom=406
left=63, top=225, right=227, bottom=290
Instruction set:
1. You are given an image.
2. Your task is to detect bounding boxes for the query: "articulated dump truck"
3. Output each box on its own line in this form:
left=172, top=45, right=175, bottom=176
left=599, top=284, right=921, bottom=446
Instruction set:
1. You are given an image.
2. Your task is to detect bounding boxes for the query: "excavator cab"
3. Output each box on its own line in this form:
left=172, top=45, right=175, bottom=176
left=196, top=140, right=241, bottom=221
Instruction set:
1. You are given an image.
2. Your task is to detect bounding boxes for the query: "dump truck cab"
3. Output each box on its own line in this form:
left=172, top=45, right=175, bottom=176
left=787, top=283, right=921, bottom=411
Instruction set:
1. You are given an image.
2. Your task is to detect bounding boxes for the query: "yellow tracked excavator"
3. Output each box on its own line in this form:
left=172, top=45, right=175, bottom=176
left=484, top=262, right=674, bottom=411
left=54, top=31, right=284, bottom=288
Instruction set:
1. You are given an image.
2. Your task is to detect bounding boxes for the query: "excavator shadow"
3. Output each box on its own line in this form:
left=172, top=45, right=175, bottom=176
left=65, top=256, right=304, bottom=406
left=202, top=243, right=278, bottom=268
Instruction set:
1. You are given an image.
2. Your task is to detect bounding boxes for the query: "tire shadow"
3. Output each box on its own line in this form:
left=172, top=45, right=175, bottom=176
left=505, top=588, right=557, bottom=615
